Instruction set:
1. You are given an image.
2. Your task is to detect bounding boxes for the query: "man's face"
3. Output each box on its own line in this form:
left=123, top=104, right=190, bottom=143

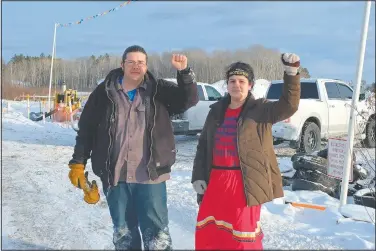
left=121, top=52, right=148, bottom=82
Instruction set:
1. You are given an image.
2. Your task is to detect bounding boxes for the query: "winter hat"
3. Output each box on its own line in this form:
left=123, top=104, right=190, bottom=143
left=226, top=61, right=255, bottom=84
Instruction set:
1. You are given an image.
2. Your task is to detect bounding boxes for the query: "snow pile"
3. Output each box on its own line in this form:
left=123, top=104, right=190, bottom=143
left=252, top=79, right=271, bottom=99
left=2, top=100, right=375, bottom=250
left=97, top=78, right=105, bottom=85
left=278, top=157, right=294, bottom=173
left=340, top=204, right=375, bottom=223
left=211, top=80, right=227, bottom=95
left=211, top=79, right=271, bottom=99
left=264, top=190, right=375, bottom=249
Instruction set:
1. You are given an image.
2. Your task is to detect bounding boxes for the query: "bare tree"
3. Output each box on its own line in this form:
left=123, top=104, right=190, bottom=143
left=3, top=45, right=311, bottom=91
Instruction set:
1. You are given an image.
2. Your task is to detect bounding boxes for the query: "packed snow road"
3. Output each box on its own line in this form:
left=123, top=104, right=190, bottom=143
left=2, top=105, right=375, bottom=250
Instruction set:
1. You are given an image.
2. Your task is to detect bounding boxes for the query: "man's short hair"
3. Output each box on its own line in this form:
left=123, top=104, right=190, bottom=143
left=122, top=45, right=148, bottom=62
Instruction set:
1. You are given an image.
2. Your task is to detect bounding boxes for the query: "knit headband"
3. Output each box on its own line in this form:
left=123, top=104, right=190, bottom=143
left=227, top=68, right=249, bottom=78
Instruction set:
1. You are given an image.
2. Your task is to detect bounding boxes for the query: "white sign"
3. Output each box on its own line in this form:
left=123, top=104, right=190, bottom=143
left=327, top=138, right=353, bottom=181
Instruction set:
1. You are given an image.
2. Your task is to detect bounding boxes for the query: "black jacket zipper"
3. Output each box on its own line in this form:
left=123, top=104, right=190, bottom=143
left=147, top=79, right=158, bottom=180
left=105, top=88, right=115, bottom=189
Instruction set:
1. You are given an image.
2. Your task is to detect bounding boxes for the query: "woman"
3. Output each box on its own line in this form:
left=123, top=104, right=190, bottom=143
left=191, top=53, right=301, bottom=250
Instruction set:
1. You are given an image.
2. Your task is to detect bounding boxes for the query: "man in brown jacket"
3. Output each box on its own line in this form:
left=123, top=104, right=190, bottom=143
left=68, top=45, right=198, bottom=250
left=192, top=53, right=301, bottom=207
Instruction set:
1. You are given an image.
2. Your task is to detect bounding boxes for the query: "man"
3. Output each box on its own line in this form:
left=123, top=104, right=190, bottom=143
left=67, top=45, right=198, bottom=250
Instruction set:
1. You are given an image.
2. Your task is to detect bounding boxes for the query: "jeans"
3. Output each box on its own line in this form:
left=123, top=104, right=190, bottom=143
left=105, top=182, right=172, bottom=250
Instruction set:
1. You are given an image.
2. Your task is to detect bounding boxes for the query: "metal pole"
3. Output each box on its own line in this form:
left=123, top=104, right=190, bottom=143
left=339, top=1, right=372, bottom=207
left=48, top=23, right=57, bottom=113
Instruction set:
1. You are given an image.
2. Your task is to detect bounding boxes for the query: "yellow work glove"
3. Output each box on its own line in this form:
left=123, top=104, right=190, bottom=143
left=68, top=163, right=86, bottom=189
left=82, top=172, right=100, bottom=204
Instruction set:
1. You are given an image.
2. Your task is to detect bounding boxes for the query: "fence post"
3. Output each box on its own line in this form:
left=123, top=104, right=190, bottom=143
left=27, top=94, right=30, bottom=119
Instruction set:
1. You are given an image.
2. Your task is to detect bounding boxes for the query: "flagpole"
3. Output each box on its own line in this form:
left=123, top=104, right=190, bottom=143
left=339, top=0, right=372, bottom=207
left=45, top=1, right=130, bottom=113
left=48, top=23, right=57, bottom=113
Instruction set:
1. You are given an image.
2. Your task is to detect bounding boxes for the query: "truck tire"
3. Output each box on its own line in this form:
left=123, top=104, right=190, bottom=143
left=364, top=118, right=375, bottom=148
left=294, top=169, right=340, bottom=189
left=299, top=122, right=321, bottom=154
left=292, top=155, right=328, bottom=174
left=353, top=188, right=376, bottom=209
left=291, top=178, right=337, bottom=197
left=316, top=148, right=328, bottom=159
left=292, top=154, right=364, bottom=184
left=314, top=147, right=357, bottom=163
left=291, top=153, right=305, bottom=162
left=282, top=176, right=292, bottom=186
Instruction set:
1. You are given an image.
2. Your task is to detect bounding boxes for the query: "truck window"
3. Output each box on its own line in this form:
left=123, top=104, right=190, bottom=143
left=325, top=82, right=342, bottom=99
left=197, top=85, right=205, bottom=101
left=337, top=83, right=353, bottom=99
left=205, top=86, right=222, bottom=101
left=266, top=82, right=319, bottom=99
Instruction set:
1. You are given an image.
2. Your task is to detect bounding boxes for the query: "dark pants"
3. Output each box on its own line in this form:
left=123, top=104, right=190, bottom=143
left=105, top=181, right=172, bottom=250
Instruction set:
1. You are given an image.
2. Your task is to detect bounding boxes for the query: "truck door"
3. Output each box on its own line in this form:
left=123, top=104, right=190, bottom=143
left=336, top=83, right=363, bottom=135
left=324, top=82, right=348, bottom=136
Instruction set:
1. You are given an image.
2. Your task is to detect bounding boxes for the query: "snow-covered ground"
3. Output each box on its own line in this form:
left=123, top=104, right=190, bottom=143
left=2, top=100, right=375, bottom=250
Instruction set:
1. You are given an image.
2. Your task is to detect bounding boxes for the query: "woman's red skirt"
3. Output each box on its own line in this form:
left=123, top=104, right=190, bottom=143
left=195, top=168, right=263, bottom=250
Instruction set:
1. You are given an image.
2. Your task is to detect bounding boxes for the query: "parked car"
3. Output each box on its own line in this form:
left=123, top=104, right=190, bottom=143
left=169, top=80, right=223, bottom=135
left=265, top=78, right=375, bottom=153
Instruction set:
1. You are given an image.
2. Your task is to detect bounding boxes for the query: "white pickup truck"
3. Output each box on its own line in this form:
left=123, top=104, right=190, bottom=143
left=265, top=78, right=375, bottom=153
left=168, top=80, right=223, bottom=135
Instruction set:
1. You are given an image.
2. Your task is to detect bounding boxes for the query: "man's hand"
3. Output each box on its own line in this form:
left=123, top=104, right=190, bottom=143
left=171, top=54, right=188, bottom=71
left=281, top=53, right=300, bottom=76
left=68, top=163, right=86, bottom=189
left=82, top=172, right=100, bottom=204
left=193, top=180, right=207, bottom=195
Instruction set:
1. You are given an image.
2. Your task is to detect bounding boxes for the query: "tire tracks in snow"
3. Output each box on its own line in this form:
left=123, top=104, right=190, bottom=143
left=2, top=116, right=373, bottom=249
left=2, top=141, right=114, bottom=250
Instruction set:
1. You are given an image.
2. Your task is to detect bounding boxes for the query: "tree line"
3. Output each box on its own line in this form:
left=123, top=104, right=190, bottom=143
left=2, top=45, right=311, bottom=92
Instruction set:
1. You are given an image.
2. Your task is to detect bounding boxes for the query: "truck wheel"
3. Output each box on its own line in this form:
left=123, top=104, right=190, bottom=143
left=299, top=122, right=321, bottom=154
left=364, top=118, right=375, bottom=148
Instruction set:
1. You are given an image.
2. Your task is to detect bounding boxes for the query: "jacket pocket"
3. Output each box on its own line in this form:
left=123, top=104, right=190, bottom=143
left=155, top=147, right=176, bottom=169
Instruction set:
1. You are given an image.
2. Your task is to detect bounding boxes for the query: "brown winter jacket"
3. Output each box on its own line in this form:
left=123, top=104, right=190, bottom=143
left=191, top=72, right=300, bottom=206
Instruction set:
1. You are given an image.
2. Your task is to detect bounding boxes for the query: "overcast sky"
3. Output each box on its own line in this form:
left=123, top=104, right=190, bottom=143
left=2, top=1, right=375, bottom=83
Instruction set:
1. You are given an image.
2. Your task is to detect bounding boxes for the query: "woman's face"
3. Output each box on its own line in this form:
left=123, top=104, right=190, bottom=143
left=227, top=75, right=251, bottom=101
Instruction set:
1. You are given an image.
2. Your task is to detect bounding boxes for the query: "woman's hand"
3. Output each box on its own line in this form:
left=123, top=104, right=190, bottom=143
left=281, top=53, right=300, bottom=75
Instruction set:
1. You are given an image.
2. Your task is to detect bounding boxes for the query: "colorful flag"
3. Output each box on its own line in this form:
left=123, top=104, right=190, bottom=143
left=56, top=1, right=131, bottom=28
